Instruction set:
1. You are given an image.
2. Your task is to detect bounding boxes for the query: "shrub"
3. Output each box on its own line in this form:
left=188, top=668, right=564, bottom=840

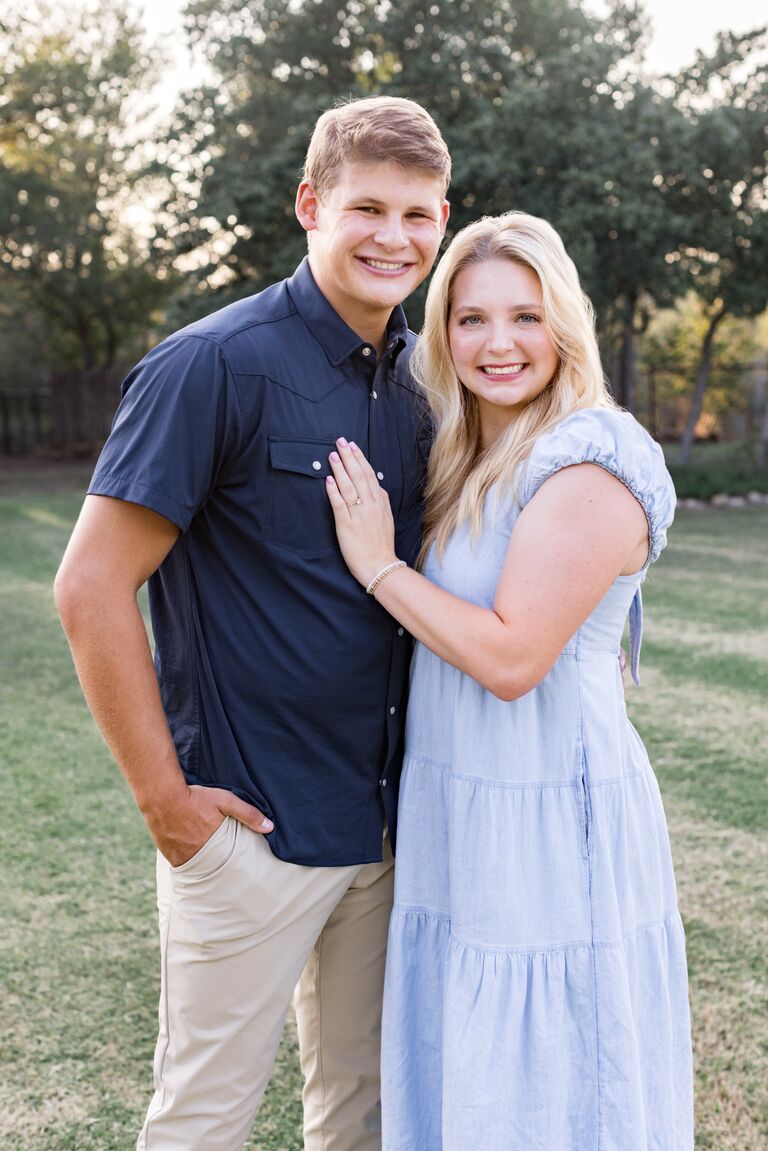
left=663, top=442, right=767, bottom=499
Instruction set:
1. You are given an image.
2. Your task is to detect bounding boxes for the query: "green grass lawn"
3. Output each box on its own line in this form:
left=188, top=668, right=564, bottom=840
left=1, top=466, right=766, bottom=1149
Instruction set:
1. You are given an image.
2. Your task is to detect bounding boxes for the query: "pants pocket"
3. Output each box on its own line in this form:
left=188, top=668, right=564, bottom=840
left=169, top=816, right=238, bottom=882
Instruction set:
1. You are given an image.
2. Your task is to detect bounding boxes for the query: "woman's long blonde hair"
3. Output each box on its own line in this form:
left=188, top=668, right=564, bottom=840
left=412, top=211, right=615, bottom=563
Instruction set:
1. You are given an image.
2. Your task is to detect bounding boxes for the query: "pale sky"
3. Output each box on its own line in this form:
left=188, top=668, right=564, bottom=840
left=142, top=0, right=767, bottom=66
left=618, top=0, right=765, bottom=73
left=135, top=0, right=766, bottom=110
left=44, top=0, right=764, bottom=113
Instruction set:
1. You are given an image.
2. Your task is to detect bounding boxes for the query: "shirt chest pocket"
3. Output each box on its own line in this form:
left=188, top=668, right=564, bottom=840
left=267, top=436, right=339, bottom=555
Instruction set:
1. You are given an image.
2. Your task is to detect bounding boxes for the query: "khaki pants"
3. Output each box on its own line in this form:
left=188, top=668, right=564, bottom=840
left=136, top=816, right=394, bottom=1151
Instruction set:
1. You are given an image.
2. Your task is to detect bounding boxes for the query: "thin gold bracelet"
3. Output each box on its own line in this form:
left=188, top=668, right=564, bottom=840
left=366, top=560, right=407, bottom=596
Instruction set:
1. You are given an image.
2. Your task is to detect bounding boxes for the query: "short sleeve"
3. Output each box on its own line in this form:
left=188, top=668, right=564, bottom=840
left=521, top=407, right=676, bottom=565
left=88, top=334, right=242, bottom=531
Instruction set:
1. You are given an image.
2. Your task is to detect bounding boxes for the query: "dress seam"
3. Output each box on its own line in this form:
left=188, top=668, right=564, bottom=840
left=575, top=656, right=603, bottom=1151
left=391, top=906, right=682, bottom=956
left=402, top=755, right=644, bottom=791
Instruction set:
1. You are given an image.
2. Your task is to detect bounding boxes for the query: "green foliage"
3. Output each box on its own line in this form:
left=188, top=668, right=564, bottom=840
left=1, top=0, right=765, bottom=451
left=0, top=1, right=176, bottom=375
left=160, top=0, right=766, bottom=439
left=667, top=39, right=768, bottom=322
left=638, top=293, right=763, bottom=431
left=665, top=442, right=768, bottom=499
left=162, top=0, right=692, bottom=330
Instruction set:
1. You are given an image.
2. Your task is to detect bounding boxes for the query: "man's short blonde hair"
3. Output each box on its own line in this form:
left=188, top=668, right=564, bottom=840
left=303, top=96, right=451, bottom=199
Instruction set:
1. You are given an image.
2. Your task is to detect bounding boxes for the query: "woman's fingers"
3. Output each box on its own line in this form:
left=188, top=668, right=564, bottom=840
left=325, top=441, right=398, bottom=587
left=335, top=438, right=379, bottom=499
left=328, top=450, right=360, bottom=507
left=325, top=473, right=349, bottom=516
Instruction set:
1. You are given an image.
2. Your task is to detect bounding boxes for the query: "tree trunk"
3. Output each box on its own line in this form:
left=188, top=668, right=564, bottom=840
left=647, top=366, right=658, bottom=439
left=103, top=312, right=119, bottom=370
left=614, top=298, right=637, bottom=412
left=73, top=302, right=96, bottom=370
left=758, top=400, right=768, bottom=471
left=677, top=303, right=728, bottom=466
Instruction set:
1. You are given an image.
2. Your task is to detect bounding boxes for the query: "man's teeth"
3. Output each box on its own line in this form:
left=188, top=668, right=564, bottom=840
left=482, top=364, right=525, bottom=375
left=362, top=259, right=406, bottom=271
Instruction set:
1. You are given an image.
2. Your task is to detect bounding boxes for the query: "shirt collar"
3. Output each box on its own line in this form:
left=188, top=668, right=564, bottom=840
left=286, top=257, right=409, bottom=368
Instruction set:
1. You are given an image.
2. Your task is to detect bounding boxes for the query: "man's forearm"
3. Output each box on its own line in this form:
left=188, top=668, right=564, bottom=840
left=56, top=579, right=187, bottom=813
left=56, top=573, right=274, bottom=866
left=55, top=495, right=273, bottom=866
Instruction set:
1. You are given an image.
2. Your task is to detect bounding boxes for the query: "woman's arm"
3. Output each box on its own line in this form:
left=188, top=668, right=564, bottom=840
left=327, top=439, right=648, bottom=700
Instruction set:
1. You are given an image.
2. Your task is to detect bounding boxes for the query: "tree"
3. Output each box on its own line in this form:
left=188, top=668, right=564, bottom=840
left=667, top=27, right=768, bottom=462
left=638, top=293, right=761, bottom=438
left=161, top=0, right=657, bottom=331
left=161, top=0, right=766, bottom=432
left=0, top=1, right=174, bottom=378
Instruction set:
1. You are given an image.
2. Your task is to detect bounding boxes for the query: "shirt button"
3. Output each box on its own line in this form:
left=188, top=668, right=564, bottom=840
left=397, top=627, right=404, bottom=637
left=376, top=471, right=384, bottom=481
left=389, top=706, right=396, bottom=715
left=362, top=346, right=372, bottom=357
left=312, top=460, right=322, bottom=471
left=380, top=778, right=387, bottom=787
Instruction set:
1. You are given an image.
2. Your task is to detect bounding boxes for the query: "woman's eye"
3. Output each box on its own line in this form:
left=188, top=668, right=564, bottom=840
left=518, top=313, right=540, bottom=323
left=459, top=315, right=482, bottom=326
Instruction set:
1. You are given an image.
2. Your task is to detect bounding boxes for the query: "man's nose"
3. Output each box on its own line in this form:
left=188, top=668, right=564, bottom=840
left=373, top=215, right=408, bottom=249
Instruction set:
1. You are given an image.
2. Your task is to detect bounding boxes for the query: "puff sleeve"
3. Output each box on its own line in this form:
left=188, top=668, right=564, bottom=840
left=521, top=407, right=676, bottom=567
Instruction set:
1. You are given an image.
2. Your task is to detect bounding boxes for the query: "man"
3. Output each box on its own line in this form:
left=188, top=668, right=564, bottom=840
left=55, top=96, right=450, bottom=1151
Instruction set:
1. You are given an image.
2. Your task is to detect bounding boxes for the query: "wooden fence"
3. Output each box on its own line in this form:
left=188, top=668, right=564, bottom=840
left=0, top=369, right=121, bottom=456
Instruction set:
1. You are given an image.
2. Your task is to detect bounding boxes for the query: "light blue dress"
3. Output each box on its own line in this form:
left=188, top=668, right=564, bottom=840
left=382, top=408, right=693, bottom=1151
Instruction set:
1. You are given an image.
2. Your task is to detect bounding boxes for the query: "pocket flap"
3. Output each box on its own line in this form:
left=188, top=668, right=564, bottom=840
left=268, top=436, right=335, bottom=478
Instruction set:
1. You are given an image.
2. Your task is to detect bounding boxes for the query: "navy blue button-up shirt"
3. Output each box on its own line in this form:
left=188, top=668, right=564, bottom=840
left=89, top=259, right=428, bottom=865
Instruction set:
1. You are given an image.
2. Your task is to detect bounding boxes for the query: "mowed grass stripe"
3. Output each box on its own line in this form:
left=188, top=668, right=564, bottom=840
left=629, top=507, right=768, bottom=1147
left=645, top=619, right=768, bottom=662
left=641, top=640, right=768, bottom=700
left=0, top=484, right=304, bottom=1151
left=629, top=670, right=767, bottom=831
left=662, top=805, right=768, bottom=1150
left=642, top=508, right=768, bottom=636
left=2, top=483, right=766, bottom=1148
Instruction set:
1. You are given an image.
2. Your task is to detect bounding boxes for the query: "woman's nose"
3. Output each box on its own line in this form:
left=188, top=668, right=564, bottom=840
left=486, top=324, right=517, bottom=354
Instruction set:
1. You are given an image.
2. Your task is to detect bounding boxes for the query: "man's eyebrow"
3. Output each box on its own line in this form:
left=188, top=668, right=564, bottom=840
left=347, top=196, right=438, bottom=213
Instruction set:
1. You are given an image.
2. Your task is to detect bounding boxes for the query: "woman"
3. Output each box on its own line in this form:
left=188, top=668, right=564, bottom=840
left=325, top=212, right=693, bottom=1150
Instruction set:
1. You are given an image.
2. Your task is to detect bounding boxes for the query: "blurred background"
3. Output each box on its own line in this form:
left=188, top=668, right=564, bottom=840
left=1, top=7, right=766, bottom=1150
left=1, top=0, right=766, bottom=498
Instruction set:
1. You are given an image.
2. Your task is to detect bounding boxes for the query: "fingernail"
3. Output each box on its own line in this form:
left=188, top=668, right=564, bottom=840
left=338, top=437, right=348, bottom=447
left=326, top=476, right=335, bottom=486
left=330, top=451, right=340, bottom=462
left=349, top=441, right=358, bottom=451
left=260, top=818, right=274, bottom=832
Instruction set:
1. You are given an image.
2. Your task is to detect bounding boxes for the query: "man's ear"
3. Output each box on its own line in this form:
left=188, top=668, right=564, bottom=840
left=295, top=180, right=320, bottom=233
left=439, top=199, right=450, bottom=238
